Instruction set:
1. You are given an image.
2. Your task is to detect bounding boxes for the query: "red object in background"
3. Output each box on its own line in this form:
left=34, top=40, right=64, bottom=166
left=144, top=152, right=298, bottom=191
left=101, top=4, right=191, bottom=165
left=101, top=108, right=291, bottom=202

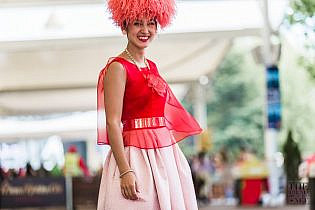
left=79, top=157, right=90, bottom=177
left=306, top=154, right=315, bottom=175
left=241, top=178, right=268, bottom=205
left=68, top=145, right=78, bottom=153
left=67, top=145, right=90, bottom=177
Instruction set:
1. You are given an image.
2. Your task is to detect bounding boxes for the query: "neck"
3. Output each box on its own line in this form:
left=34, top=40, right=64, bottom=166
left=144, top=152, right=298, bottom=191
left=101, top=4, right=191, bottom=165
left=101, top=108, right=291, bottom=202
left=126, top=43, right=145, bottom=63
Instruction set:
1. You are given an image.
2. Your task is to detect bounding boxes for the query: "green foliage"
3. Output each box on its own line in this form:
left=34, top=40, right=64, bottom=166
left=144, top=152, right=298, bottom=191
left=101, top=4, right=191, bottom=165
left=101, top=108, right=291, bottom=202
left=286, top=0, right=315, bottom=25
left=297, top=56, right=315, bottom=79
left=284, top=0, right=315, bottom=79
left=279, top=0, right=315, bottom=152
left=178, top=138, right=195, bottom=158
left=278, top=39, right=315, bottom=154
left=206, top=45, right=264, bottom=159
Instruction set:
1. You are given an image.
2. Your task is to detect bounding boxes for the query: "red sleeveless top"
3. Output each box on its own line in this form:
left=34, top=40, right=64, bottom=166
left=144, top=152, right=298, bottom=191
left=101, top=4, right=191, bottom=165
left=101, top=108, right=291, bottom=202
left=97, top=57, right=202, bottom=149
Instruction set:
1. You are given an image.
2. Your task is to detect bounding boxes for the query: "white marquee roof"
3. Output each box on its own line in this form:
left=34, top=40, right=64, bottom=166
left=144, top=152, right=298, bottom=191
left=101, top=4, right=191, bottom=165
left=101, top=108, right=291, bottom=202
left=0, top=0, right=287, bottom=41
left=0, top=0, right=289, bottom=116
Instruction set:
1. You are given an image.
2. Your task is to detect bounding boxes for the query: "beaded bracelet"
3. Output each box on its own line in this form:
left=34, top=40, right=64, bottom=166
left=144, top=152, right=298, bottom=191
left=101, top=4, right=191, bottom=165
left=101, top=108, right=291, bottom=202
left=119, top=169, right=135, bottom=178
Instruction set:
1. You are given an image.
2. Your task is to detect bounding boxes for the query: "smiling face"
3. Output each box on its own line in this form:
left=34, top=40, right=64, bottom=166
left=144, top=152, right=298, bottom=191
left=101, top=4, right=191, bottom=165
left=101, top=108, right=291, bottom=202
left=123, top=18, right=157, bottom=49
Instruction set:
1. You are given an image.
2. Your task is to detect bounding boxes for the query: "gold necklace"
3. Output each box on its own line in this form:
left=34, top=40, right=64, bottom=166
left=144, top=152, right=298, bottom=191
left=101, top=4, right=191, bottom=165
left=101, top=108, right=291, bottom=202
left=124, top=49, right=150, bottom=71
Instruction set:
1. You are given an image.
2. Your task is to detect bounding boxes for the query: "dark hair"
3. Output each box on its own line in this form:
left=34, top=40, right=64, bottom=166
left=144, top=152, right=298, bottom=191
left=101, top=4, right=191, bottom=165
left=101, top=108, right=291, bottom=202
left=122, top=20, right=128, bottom=30
left=122, top=18, right=158, bottom=31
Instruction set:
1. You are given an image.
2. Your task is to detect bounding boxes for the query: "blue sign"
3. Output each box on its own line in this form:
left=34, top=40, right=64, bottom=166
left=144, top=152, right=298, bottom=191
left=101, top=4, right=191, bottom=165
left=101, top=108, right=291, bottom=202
left=266, top=65, right=281, bottom=129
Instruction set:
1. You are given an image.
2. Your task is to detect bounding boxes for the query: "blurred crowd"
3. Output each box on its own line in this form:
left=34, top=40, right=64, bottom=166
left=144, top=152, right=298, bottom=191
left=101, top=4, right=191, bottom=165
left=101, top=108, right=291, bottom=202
left=189, top=149, right=235, bottom=206
left=188, top=147, right=271, bottom=207
left=0, top=145, right=94, bottom=181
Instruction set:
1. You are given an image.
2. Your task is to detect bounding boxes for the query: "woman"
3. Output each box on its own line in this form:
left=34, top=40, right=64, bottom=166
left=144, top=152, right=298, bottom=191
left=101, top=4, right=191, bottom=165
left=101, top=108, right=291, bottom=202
left=97, top=0, right=203, bottom=209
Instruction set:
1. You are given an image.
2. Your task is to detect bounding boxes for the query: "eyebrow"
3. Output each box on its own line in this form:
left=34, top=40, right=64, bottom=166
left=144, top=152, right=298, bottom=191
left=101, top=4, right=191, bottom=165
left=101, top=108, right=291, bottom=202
left=134, top=19, right=155, bottom=22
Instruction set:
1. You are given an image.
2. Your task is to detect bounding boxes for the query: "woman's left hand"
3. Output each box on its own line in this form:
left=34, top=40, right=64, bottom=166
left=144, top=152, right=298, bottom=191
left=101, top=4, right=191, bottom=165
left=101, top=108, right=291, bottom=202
left=120, top=172, right=140, bottom=200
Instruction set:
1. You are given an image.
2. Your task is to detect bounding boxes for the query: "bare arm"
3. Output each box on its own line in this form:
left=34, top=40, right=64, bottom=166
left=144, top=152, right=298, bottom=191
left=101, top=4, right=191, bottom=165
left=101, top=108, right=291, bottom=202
left=103, top=61, right=130, bottom=174
left=104, top=61, right=139, bottom=200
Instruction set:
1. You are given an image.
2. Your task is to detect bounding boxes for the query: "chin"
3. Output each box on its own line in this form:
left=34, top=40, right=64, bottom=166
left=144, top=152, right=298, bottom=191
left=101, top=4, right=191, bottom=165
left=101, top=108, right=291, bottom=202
left=136, top=42, right=151, bottom=49
left=141, top=44, right=150, bottom=49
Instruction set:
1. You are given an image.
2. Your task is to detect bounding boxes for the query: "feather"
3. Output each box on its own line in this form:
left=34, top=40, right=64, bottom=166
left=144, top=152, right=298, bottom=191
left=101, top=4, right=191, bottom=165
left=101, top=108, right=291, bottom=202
left=107, top=0, right=176, bottom=29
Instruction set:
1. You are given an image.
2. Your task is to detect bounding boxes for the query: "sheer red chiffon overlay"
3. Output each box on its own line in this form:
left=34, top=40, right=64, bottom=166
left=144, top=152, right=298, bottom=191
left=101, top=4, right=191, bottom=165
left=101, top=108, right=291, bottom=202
left=97, top=57, right=202, bottom=149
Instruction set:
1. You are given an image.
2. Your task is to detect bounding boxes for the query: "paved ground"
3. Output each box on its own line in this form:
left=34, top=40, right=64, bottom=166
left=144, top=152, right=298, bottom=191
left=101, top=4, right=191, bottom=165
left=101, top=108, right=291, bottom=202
left=2, top=205, right=310, bottom=210
left=199, top=205, right=310, bottom=210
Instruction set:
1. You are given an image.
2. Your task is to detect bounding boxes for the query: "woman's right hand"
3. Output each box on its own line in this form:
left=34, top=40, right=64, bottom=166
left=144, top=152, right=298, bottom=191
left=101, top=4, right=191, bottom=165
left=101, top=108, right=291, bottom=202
left=120, top=172, right=140, bottom=200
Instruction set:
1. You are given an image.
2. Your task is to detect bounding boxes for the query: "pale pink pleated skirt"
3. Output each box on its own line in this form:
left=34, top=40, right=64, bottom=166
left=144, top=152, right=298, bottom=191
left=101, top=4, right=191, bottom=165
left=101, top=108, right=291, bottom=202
left=97, top=142, right=198, bottom=210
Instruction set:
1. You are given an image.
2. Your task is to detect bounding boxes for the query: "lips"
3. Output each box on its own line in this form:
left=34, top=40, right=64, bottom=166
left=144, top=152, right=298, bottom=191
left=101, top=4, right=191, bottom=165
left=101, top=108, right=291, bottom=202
left=138, top=36, right=149, bottom=42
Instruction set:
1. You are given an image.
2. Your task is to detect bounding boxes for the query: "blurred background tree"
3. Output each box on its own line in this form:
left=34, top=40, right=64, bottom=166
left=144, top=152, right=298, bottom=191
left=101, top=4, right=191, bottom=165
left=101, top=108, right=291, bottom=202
left=283, top=130, right=301, bottom=182
left=284, top=0, right=315, bottom=79
left=279, top=0, right=315, bottom=155
left=206, top=40, right=265, bottom=159
left=282, top=130, right=302, bottom=204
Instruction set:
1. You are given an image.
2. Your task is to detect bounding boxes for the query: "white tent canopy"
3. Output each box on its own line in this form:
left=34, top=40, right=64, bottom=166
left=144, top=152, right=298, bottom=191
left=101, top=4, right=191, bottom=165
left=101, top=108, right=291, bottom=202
left=0, top=0, right=288, bottom=115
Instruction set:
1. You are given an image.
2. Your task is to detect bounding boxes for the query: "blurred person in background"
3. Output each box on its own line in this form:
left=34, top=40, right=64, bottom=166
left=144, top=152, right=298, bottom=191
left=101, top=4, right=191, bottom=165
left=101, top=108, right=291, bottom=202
left=217, top=149, right=234, bottom=201
left=96, top=0, right=203, bottom=209
left=192, top=151, right=214, bottom=205
left=63, top=145, right=90, bottom=177
left=190, top=155, right=201, bottom=197
left=26, top=163, right=37, bottom=177
left=37, top=163, right=50, bottom=177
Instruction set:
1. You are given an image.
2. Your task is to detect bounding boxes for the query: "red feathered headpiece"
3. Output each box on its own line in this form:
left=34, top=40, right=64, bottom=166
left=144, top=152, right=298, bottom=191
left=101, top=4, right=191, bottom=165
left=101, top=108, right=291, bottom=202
left=107, top=0, right=176, bottom=29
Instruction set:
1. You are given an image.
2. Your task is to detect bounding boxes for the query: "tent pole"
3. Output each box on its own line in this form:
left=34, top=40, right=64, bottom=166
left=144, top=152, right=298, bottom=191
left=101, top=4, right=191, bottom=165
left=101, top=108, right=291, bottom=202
left=193, top=82, right=207, bottom=152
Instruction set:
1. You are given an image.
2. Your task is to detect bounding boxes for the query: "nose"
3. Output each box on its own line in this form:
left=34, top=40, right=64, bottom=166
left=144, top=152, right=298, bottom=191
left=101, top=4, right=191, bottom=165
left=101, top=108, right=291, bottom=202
left=141, top=24, right=149, bottom=33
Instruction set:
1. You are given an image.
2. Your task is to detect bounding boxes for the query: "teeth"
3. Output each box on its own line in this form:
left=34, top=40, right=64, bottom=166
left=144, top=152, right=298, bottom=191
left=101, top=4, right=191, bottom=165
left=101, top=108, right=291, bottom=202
left=139, top=36, right=149, bottom=40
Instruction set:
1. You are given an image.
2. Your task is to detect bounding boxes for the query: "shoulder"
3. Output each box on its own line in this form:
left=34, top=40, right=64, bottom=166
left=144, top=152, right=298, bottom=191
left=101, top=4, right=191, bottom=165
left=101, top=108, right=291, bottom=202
left=107, top=57, right=126, bottom=69
left=103, top=57, right=127, bottom=73
left=107, top=60, right=124, bottom=71
left=102, top=57, right=126, bottom=80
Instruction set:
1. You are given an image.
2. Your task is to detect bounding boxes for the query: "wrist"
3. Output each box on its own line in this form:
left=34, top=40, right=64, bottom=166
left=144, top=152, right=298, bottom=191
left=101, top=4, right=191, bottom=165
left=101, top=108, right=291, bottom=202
left=119, top=169, right=135, bottom=178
